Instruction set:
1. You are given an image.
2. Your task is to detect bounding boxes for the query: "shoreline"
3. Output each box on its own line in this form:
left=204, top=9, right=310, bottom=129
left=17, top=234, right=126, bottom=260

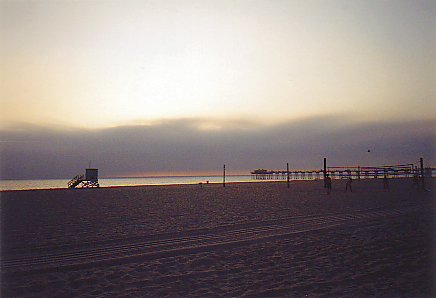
left=0, top=179, right=277, bottom=193
left=0, top=177, right=431, bottom=193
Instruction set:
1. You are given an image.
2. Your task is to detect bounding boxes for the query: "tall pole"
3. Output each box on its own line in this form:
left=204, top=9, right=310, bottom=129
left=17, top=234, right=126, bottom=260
left=323, top=157, right=327, bottom=188
left=223, top=164, right=226, bottom=188
left=287, top=162, right=290, bottom=188
left=420, top=157, right=425, bottom=190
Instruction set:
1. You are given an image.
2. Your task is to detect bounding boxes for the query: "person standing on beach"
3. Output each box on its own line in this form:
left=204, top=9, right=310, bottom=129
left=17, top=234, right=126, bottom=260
left=326, top=175, right=332, bottom=194
left=412, top=173, right=419, bottom=189
left=345, top=177, right=352, bottom=192
left=383, top=175, right=389, bottom=190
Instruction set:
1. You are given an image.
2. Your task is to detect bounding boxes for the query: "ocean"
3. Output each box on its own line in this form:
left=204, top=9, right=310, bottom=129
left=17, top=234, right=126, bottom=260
left=0, top=175, right=270, bottom=191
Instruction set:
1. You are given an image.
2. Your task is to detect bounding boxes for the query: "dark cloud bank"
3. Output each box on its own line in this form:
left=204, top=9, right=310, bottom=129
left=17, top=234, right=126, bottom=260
left=1, top=117, right=434, bottom=180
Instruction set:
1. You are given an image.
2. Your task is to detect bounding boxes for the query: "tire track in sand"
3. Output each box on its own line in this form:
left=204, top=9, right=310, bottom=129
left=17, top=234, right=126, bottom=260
left=1, top=204, right=425, bottom=275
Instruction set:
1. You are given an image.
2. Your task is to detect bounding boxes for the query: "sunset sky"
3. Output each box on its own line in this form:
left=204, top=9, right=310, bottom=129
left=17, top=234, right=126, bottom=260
left=1, top=0, right=434, bottom=179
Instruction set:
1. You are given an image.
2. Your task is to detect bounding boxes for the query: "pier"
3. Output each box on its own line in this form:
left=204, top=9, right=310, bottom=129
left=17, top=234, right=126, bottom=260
left=251, top=169, right=322, bottom=180
left=251, top=158, right=433, bottom=181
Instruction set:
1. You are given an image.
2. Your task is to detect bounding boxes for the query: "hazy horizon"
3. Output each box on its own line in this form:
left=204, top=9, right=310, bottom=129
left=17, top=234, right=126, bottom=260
left=1, top=117, right=433, bottom=180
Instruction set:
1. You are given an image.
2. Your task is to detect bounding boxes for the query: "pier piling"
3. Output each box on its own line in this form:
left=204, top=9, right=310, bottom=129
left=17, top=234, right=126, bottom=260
left=223, top=164, right=226, bottom=188
left=420, top=157, right=425, bottom=190
left=287, top=163, right=290, bottom=188
left=323, top=158, right=327, bottom=188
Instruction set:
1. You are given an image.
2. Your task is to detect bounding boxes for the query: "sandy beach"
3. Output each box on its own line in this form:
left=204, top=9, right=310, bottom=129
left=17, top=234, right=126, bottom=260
left=1, top=178, right=434, bottom=297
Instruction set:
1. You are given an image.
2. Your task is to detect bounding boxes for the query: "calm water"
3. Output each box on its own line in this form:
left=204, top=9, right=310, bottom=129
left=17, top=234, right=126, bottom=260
left=0, top=175, right=269, bottom=191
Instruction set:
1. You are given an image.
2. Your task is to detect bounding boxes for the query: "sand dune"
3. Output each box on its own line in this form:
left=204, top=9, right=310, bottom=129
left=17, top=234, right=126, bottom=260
left=1, top=179, right=434, bottom=297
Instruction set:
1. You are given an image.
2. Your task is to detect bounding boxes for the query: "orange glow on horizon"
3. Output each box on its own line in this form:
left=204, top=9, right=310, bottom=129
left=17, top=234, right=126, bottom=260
left=103, top=170, right=249, bottom=179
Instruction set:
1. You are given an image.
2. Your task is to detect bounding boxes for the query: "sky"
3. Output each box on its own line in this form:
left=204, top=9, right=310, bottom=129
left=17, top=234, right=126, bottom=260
left=0, top=0, right=434, bottom=179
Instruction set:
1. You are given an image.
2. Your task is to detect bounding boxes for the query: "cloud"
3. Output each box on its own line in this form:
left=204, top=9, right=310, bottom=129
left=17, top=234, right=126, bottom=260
left=0, top=117, right=434, bottom=179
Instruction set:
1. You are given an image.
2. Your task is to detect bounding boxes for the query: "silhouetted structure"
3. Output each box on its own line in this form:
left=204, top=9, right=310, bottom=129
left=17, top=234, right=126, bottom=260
left=326, top=175, right=332, bottom=194
left=420, top=157, right=425, bottom=190
left=68, top=168, right=99, bottom=188
left=324, top=158, right=327, bottom=188
left=223, top=164, right=226, bottom=188
left=286, top=162, right=290, bottom=188
left=345, top=177, right=352, bottom=192
left=251, top=158, right=431, bottom=185
left=251, top=169, right=323, bottom=180
left=383, top=175, right=389, bottom=189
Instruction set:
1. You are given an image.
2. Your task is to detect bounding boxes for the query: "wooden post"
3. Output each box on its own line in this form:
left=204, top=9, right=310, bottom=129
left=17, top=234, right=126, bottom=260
left=323, top=158, right=327, bottom=188
left=223, top=164, right=226, bottom=187
left=420, top=157, right=425, bottom=190
left=287, top=163, right=290, bottom=188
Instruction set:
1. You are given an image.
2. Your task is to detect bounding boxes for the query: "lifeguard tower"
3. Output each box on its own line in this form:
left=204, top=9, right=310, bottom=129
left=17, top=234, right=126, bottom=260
left=68, top=168, right=100, bottom=188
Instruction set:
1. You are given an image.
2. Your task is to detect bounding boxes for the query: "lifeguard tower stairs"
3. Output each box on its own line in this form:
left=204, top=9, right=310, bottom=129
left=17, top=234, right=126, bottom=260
left=68, top=168, right=100, bottom=188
